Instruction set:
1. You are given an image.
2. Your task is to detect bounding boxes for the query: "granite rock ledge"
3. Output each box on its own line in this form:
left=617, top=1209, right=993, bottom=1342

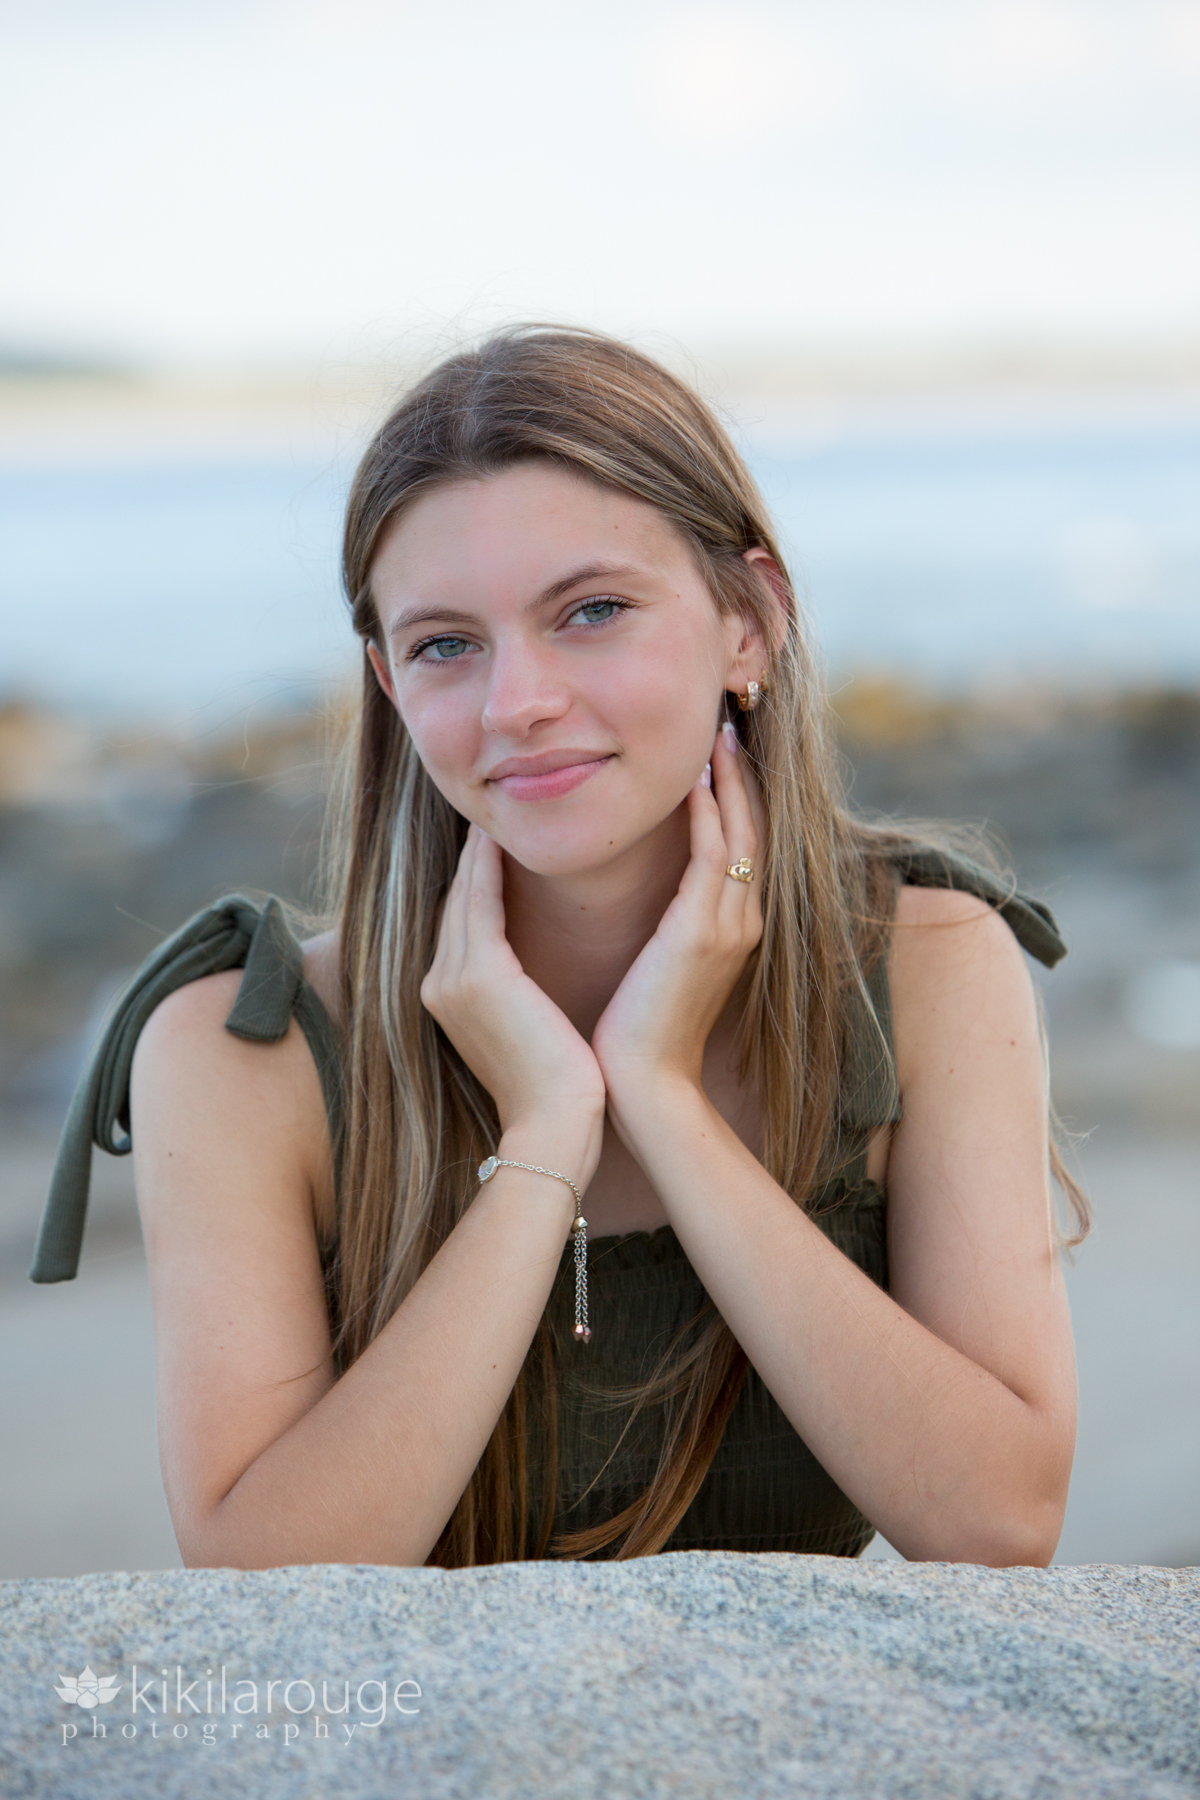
left=2, top=1551, right=1196, bottom=1799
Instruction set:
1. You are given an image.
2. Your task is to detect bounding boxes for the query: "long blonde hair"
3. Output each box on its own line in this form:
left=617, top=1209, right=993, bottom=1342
left=321, top=325, right=1086, bottom=1566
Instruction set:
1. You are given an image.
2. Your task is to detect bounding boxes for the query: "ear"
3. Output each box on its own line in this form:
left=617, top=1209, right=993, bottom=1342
left=723, top=549, right=790, bottom=696
left=366, top=640, right=400, bottom=712
left=742, top=549, right=790, bottom=653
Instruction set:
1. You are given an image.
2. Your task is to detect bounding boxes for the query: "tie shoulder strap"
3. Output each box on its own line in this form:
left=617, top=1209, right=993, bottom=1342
left=887, top=843, right=1067, bottom=970
left=30, top=895, right=303, bottom=1285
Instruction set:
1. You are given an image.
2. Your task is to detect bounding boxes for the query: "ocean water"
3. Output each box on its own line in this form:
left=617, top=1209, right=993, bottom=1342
left=754, top=411, right=1200, bottom=692
left=3, top=404, right=1199, bottom=723
left=1, top=458, right=354, bottom=725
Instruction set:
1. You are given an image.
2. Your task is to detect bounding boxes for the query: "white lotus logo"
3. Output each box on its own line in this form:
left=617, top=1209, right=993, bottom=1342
left=55, top=1666, right=122, bottom=1707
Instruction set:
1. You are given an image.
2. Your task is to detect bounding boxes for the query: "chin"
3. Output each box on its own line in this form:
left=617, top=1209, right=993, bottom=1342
left=496, top=834, right=627, bottom=880
left=488, top=811, right=656, bottom=879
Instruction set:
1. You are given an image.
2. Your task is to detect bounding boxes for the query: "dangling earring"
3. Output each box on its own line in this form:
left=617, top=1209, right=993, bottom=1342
left=736, top=672, right=769, bottom=712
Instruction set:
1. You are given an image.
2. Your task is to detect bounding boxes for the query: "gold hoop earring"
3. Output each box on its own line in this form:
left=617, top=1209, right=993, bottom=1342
left=736, top=672, right=769, bottom=712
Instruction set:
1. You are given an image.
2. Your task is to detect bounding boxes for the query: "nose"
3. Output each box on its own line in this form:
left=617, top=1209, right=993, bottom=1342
left=480, top=639, right=571, bottom=739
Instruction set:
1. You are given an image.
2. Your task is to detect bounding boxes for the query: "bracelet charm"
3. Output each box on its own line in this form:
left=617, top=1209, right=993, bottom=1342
left=478, top=1155, right=591, bottom=1343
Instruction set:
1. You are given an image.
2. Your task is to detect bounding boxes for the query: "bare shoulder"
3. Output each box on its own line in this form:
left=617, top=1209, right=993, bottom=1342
left=891, top=879, right=1021, bottom=944
left=887, top=883, right=1040, bottom=1091
left=890, top=882, right=1031, bottom=992
left=136, top=968, right=314, bottom=1091
left=137, top=966, right=245, bottom=1045
left=131, top=967, right=333, bottom=1229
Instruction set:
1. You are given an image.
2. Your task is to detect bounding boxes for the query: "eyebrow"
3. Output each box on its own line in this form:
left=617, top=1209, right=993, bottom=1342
left=387, top=561, right=642, bottom=637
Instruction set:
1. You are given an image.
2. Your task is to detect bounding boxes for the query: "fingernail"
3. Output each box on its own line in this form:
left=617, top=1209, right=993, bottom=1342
left=722, top=721, right=738, bottom=751
left=701, top=762, right=712, bottom=789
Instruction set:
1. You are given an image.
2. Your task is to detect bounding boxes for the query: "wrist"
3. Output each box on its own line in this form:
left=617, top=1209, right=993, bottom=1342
left=604, top=1069, right=717, bottom=1169
left=603, top=1063, right=704, bottom=1128
left=498, top=1108, right=605, bottom=1191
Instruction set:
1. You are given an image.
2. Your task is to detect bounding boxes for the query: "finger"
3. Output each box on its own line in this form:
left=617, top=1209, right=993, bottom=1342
left=714, top=728, right=765, bottom=920
left=464, top=828, right=509, bottom=947
left=424, top=831, right=470, bottom=1005
left=712, top=721, right=759, bottom=865
left=442, top=823, right=479, bottom=973
left=709, top=731, right=765, bottom=939
left=681, top=770, right=735, bottom=900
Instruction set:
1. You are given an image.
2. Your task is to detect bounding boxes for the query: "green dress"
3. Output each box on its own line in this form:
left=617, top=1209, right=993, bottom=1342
left=30, top=846, right=1066, bottom=1560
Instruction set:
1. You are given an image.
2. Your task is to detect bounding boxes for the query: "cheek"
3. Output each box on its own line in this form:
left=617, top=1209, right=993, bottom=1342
left=398, top=689, right=480, bottom=799
left=614, top=640, right=723, bottom=761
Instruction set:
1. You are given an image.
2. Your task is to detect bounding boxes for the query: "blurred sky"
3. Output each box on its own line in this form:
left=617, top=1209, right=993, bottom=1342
left=1, top=0, right=1198, bottom=366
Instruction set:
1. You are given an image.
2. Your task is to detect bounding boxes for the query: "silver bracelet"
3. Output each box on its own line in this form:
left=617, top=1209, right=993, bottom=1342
left=478, top=1155, right=591, bottom=1343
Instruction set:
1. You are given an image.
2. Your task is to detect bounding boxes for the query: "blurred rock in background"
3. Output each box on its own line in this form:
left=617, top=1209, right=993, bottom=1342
left=837, top=678, right=1200, bottom=1130
left=0, top=700, right=330, bottom=1113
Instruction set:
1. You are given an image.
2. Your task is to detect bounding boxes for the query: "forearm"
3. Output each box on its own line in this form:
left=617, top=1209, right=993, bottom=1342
left=185, top=1114, right=596, bottom=1570
left=610, top=1078, right=1070, bottom=1565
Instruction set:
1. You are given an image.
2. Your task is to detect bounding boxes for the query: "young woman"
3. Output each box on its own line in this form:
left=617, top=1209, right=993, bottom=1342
left=33, top=327, right=1086, bottom=1571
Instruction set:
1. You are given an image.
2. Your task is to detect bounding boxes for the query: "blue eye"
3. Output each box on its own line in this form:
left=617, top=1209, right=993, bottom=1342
left=408, top=598, right=627, bottom=665
left=572, top=598, right=626, bottom=626
left=413, top=635, right=470, bottom=662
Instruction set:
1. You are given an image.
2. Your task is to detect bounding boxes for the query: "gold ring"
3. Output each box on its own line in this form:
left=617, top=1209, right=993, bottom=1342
left=726, top=858, right=754, bottom=883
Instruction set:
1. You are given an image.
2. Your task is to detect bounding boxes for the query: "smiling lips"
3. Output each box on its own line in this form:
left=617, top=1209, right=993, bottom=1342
left=485, top=751, right=614, bottom=802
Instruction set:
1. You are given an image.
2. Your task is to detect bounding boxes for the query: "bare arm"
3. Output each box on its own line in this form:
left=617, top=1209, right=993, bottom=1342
left=605, top=890, right=1075, bottom=1564
left=132, top=833, right=605, bottom=1568
left=593, top=729, right=1077, bottom=1566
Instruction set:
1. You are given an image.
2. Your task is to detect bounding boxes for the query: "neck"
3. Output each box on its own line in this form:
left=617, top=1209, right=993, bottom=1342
left=502, top=804, right=691, bottom=1040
